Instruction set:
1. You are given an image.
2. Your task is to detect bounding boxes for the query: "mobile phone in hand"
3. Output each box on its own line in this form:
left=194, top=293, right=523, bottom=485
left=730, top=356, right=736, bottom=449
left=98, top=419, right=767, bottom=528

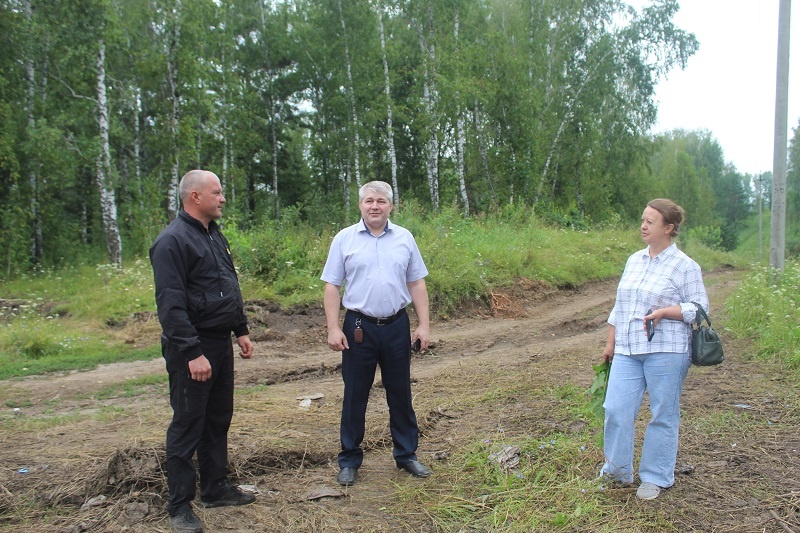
left=412, top=338, right=421, bottom=352
left=646, top=309, right=655, bottom=342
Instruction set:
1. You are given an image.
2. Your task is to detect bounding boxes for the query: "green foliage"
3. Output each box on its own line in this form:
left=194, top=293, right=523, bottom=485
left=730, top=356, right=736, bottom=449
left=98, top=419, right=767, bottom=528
left=586, top=361, right=610, bottom=426
left=0, top=0, right=722, bottom=275
left=685, top=225, right=723, bottom=251
left=224, top=212, right=333, bottom=305
left=541, top=205, right=590, bottom=231
left=725, top=261, right=800, bottom=368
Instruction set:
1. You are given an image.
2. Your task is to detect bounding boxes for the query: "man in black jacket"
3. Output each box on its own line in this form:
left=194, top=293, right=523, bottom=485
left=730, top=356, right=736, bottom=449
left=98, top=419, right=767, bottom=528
left=150, top=169, right=255, bottom=533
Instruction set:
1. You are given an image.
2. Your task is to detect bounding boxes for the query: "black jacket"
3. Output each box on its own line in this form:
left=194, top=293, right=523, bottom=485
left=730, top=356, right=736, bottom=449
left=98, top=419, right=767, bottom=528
left=149, top=211, right=248, bottom=361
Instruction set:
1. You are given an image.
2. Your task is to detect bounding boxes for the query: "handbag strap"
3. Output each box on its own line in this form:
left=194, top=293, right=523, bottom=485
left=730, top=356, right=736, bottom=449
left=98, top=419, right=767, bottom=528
left=691, top=301, right=712, bottom=328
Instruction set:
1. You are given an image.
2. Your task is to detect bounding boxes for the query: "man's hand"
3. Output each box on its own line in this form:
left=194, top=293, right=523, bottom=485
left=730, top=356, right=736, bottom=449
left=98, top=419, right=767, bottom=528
left=188, top=355, right=212, bottom=381
left=327, top=328, right=349, bottom=351
left=237, top=335, right=254, bottom=359
left=412, top=325, right=430, bottom=351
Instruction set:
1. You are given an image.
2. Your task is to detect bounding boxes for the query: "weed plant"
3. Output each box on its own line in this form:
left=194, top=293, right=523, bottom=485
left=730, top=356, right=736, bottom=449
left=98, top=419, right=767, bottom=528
left=725, top=260, right=800, bottom=368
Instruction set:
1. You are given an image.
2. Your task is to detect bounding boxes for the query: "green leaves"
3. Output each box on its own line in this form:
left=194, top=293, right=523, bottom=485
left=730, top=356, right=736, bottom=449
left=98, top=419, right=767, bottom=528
left=586, top=360, right=610, bottom=424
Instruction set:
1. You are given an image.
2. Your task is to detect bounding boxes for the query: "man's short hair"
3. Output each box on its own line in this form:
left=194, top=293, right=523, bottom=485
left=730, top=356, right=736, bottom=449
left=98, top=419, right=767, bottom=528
left=179, top=170, right=213, bottom=203
left=358, top=181, right=393, bottom=203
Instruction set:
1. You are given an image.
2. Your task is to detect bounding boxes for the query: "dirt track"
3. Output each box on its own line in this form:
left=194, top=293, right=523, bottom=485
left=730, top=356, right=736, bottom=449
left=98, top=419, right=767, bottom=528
left=1, top=268, right=799, bottom=532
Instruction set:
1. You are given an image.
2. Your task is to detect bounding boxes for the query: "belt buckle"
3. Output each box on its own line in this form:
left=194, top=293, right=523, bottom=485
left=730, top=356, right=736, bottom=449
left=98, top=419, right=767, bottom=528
left=376, top=316, right=386, bottom=326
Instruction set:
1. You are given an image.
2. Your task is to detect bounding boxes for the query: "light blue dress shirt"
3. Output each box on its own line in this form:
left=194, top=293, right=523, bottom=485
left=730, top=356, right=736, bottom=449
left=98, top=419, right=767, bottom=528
left=608, top=243, right=708, bottom=356
left=321, top=219, right=428, bottom=318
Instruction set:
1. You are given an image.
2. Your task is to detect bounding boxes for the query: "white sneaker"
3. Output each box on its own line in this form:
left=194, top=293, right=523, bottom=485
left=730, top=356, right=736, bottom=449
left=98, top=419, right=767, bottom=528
left=636, top=482, right=662, bottom=500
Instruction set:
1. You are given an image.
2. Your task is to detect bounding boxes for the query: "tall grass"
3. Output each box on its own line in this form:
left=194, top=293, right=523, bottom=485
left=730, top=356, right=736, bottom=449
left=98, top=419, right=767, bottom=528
left=725, top=260, right=800, bottom=368
left=0, top=259, right=160, bottom=379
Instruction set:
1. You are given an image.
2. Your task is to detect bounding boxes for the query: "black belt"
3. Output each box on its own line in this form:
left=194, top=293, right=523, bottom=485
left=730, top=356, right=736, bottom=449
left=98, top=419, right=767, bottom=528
left=347, top=308, right=406, bottom=326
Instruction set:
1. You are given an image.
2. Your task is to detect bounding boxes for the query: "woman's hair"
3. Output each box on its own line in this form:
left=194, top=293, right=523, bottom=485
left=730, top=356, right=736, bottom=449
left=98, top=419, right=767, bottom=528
left=359, top=181, right=393, bottom=203
left=647, top=198, right=684, bottom=237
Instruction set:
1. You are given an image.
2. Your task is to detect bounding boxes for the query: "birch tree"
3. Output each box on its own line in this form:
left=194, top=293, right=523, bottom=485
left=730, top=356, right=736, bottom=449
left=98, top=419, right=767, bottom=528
left=416, top=4, right=440, bottom=210
left=23, top=0, right=42, bottom=264
left=453, top=12, right=468, bottom=215
left=376, top=0, right=399, bottom=202
left=337, top=0, right=362, bottom=191
left=95, top=38, right=122, bottom=266
left=165, top=0, right=182, bottom=220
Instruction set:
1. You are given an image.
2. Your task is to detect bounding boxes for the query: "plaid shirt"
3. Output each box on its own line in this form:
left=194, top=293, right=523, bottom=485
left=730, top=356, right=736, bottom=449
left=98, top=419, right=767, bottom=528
left=608, top=243, right=708, bottom=356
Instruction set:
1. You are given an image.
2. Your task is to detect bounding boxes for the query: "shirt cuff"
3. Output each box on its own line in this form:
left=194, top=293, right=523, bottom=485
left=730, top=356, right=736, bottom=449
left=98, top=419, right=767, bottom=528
left=681, top=302, right=699, bottom=324
left=184, top=344, right=204, bottom=361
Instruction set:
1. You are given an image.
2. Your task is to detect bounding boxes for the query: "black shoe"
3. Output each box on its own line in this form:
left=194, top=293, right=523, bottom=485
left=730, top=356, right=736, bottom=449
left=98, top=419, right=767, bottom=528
left=200, top=484, right=256, bottom=508
left=337, top=466, right=358, bottom=486
left=169, top=506, right=204, bottom=533
left=396, top=459, right=431, bottom=478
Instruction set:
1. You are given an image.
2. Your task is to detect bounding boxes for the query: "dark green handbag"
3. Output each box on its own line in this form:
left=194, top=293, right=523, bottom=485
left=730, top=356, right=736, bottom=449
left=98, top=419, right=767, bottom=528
left=691, top=302, right=724, bottom=366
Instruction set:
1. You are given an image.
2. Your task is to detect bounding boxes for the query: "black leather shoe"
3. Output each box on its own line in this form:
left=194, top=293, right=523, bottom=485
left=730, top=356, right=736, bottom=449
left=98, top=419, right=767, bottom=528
left=200, top=484, right=256, bottom=508
left=337, top=466, right=358, bottom=486
left=396, top=459, right=431, bottom=478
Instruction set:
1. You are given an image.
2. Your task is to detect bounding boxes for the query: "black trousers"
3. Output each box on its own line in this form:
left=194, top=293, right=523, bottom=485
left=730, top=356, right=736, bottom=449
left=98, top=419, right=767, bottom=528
left=163, top=335, right=234, bottom=515
left=338, top=310, right=419, bottom=468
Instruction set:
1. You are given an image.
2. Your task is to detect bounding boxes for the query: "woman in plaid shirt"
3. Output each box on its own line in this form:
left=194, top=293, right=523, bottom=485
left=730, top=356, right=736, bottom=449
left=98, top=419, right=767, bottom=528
left=599, top=199, right=709, bottom=500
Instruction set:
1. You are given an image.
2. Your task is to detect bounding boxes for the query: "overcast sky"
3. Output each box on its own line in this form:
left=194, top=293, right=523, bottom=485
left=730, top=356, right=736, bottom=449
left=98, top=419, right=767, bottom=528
left=630, top=1, right=799, bottom=176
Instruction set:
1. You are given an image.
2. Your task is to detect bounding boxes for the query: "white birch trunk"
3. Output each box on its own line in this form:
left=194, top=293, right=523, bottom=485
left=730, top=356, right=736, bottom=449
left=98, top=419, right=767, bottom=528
left=166, top=0, right=182, bottom=220
left=456, top=109, right=468, bottom=214
left=134, top=87, right=143, bottom=210
left=223, top=135, right=228, bottom=192
left=537, top=114, right=567, bottom=203
left=95, top=40, right=122, bottom=267
left=454, top=14, right=469, bottom=215
left=24, top=0, right=42, bottom=264
left=377, top=0, right=399, bottom=202
left=418, top=15, right=439, bottom=210
left=338, top=0, right=362, bottom=189
left=260, top=3, right=280, bottom=218
left=271, top=117, right=279, bottom=218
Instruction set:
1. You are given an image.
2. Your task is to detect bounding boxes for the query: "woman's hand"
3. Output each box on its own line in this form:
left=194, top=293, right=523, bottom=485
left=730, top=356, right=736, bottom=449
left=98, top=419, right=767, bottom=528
left=602, top=325, right=616, bottom=363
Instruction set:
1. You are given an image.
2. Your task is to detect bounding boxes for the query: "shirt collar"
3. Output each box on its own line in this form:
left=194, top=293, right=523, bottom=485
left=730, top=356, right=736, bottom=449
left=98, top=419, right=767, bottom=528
left=359, top=218, right=392, bottom=235
left=178, top=210, right=218, bottom=233
left=640, top=242, right=677, bottom=261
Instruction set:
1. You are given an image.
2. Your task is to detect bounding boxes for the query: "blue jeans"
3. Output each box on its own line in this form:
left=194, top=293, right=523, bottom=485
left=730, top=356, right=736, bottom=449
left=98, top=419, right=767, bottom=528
left=601, top=350, right=691, bottom=488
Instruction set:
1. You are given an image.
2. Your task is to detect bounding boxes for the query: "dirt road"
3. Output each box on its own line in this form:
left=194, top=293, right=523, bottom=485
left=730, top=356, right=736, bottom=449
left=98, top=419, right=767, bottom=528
left=1, top=269, right=799, bottom=532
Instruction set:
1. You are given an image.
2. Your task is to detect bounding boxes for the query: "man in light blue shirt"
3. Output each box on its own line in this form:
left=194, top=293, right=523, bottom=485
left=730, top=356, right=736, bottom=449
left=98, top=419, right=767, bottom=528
left=321, top=181, right=431, bottom=486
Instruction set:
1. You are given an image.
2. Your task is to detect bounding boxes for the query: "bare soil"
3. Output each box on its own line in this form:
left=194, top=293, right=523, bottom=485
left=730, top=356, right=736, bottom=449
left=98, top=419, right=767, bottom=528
left=1, top=269, right=799, bottom=532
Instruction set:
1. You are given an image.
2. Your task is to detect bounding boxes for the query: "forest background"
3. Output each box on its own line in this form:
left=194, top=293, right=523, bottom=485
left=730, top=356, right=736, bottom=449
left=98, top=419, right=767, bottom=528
left=2, top=3, right=800, bottom=529
left=1, top=0, right=799, bottom=276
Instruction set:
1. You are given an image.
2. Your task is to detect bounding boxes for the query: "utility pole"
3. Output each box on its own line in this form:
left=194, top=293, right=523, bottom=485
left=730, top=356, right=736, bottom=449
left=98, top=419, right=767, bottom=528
left=770, top=0, right=791, bottom=273
left=758, top=174, right=763, bottom=262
